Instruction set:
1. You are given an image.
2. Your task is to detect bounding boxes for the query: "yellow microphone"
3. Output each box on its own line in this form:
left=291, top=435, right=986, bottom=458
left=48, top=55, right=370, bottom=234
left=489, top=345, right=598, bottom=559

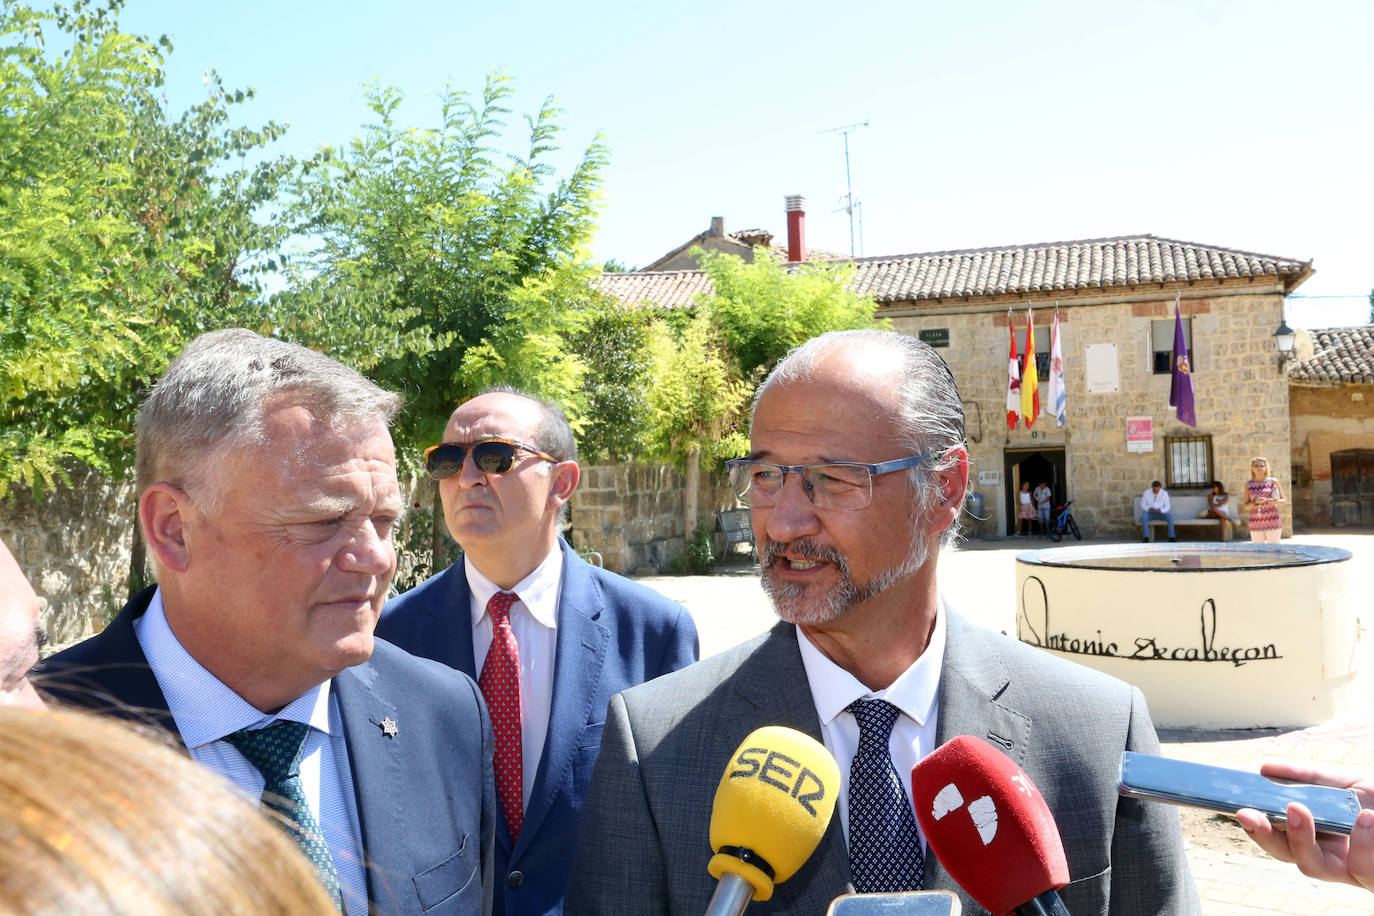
left=705, top=726, right=841, bottom=915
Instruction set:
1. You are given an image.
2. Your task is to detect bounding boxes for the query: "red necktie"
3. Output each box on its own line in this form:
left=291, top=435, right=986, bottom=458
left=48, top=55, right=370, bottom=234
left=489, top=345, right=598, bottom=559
left=480, top=590, right=523, bottom=840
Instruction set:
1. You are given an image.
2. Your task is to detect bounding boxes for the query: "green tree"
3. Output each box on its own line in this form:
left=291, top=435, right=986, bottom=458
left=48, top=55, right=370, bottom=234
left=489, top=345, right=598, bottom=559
left=697, top=247, right=882, bottom=379
left=570, top=296, right=655, bottom=463
left=0, top=0, right=293, bottom=506
left=645, top=303, right=750, bottom=538
left=276, top=74, right=608, bottom=562
left=638, top=249, right=881, bottom=535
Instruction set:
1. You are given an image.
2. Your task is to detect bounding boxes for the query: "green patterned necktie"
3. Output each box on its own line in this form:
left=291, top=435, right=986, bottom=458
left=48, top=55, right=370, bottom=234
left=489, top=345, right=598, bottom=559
left=225, top=720, right=344, bottom=910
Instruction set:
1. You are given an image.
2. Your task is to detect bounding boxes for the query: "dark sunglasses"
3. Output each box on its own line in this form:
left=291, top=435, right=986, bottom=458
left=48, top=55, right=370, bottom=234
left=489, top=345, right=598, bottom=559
left=424, top=438, right=558, bottom=479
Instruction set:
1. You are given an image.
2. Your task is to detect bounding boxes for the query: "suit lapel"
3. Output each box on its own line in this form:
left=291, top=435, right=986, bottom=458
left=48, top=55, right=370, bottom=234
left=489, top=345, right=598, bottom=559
left=333, top=658, right=403, bottom=907
left=517, top=543, right=608, bottom=855
left=933, top=614, right=1031, bottom=758
left=923, top=612, right=1032, bottom=897
left=426, top=564, right=479, bottom=679
left=731, top=623, right=854, bottom=910
left=40, top=587, right=183, bottom=744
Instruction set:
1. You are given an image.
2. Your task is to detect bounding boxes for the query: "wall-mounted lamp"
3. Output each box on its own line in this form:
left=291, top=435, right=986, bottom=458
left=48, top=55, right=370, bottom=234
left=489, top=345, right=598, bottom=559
left=1274, top=319, right=1297, bottom=373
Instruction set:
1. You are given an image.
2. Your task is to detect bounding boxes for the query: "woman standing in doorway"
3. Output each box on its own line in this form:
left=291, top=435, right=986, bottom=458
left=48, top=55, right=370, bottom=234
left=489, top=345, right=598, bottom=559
left=1018, top=480, right=1037, bottom=535
left=1244, top=457, right=1285, bottom=543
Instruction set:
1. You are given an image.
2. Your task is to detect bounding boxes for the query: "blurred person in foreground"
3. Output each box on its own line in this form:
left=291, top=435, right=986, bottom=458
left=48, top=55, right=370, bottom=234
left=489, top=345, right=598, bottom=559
left=566, top=329, right=1199, bottom=915
left=0, top=704, right=337, bottom=915
left=0, top=536, right=45, bottom=710
left=379, top=388, right=697, bottom=916
left=1237, top=761, right=1374, bottom=893
left=40, top=329, right=494, bottom=915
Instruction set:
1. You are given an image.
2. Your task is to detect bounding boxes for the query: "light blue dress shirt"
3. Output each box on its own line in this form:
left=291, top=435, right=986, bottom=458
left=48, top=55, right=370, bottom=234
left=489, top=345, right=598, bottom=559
left=135, top=589, right=369, bottom=914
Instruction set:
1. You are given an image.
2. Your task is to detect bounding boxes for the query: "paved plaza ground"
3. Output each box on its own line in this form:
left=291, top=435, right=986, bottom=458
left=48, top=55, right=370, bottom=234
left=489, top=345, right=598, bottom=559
left=635, top=529, right=1374, bottom=915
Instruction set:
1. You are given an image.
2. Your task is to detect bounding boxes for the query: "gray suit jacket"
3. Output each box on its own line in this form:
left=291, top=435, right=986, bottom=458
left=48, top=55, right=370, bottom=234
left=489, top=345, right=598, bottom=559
left=565, top=614, right=1200, bottom=915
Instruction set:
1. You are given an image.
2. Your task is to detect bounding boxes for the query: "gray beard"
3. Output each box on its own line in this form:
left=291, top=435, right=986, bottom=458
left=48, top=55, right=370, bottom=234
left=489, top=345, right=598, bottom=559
left=760, top=531, right=928, bottom=626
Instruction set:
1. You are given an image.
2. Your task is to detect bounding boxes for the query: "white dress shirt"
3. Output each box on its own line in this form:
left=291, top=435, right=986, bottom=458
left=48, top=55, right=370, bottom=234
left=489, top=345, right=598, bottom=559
left=135, top=590, right=368, bottom=915
left=1141, top=486, right=1172, bottom=513
left=797, top=601, right=947, bottom=851
left=467, top=546, right=562, bottom=807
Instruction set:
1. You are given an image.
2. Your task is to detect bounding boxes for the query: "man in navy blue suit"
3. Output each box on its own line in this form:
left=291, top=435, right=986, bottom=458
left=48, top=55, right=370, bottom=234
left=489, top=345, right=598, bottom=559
left=379, top=389, right=698, bottom=916
left=41, top=329, right=494, bottom=915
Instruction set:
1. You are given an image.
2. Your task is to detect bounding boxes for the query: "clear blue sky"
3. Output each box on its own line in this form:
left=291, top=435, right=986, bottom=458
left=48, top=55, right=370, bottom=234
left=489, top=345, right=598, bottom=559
left=121, top=0, right=1371, bottom=327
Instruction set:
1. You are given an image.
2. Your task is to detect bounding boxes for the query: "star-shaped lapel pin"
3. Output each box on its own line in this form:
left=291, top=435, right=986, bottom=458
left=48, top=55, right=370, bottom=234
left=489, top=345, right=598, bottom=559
left=379, top=716, right=398, bottom=739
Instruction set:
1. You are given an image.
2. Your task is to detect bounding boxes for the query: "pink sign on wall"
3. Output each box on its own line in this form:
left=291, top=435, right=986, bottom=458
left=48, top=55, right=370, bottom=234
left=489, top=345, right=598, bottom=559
left=1126, top=416, right=1154, bottom=453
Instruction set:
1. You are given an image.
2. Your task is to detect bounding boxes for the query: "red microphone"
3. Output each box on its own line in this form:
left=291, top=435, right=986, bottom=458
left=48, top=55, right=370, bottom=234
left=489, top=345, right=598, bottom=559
left=911, top=736, right=1070, bottom=916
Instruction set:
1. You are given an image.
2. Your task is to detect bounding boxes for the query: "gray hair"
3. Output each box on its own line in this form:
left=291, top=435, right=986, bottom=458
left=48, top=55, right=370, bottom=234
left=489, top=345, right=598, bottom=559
left=478, top=386, right=579, bottom=527
left=136, top=329, right=402, bottom=501
left=753, top=329, right=967, bottom=544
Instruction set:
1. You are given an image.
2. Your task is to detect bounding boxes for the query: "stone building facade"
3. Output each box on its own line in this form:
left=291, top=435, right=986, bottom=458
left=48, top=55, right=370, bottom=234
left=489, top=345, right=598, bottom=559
left=884, top=284, right=1296, bottom=538
left=1286, top=326, right=1374, bottom=527
left=603, top=233, right=1314, bottom=539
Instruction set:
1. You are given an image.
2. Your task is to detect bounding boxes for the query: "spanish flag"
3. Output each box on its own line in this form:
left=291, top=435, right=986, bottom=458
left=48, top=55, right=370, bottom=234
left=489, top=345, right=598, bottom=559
left=1021, top=307, right=1039, bottom=428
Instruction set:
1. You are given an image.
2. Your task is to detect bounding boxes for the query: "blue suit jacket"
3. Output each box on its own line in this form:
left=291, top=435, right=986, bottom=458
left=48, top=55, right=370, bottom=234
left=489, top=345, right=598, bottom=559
left=377, top=539, right=699, bottom=916
left=39, top=587, right=496, bottom=916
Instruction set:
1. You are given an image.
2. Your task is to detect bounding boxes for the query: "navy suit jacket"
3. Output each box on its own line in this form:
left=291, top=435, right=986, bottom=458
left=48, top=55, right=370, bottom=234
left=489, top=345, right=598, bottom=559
left=377, top=538, right=699, bottom=916
left=39, top=587, right=496, bottom=916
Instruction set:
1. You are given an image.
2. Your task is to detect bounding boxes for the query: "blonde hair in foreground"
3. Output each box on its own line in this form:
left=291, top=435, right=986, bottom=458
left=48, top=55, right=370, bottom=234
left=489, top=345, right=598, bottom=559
left=0, top=706, right=335, bottom=915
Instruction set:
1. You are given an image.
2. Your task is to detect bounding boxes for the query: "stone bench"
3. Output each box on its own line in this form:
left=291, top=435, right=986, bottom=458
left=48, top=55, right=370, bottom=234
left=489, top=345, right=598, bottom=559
left=1132, top=493, right=1234, bottom=541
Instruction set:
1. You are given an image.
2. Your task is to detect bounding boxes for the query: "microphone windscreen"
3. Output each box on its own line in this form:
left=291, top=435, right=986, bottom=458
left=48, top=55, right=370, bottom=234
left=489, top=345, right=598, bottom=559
left=708, top=726, right=841, bottom=901
left=911, top=736, right=1068, bottom=916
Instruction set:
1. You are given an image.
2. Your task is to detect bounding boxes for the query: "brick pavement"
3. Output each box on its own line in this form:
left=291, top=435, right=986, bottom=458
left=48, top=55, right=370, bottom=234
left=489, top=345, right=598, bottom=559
left=636, top=529, right=1374, bottom=914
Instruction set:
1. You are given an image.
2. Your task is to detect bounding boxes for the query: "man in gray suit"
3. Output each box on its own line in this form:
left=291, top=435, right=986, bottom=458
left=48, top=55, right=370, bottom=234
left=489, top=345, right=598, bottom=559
left=566, top=329, right=1199, bottom=915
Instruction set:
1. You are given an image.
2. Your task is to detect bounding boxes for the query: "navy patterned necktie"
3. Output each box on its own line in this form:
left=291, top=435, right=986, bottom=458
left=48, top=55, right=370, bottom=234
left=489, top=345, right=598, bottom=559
left=846, top=698, right=925, bottom=892
left=225, top=720, right=344, bottom=909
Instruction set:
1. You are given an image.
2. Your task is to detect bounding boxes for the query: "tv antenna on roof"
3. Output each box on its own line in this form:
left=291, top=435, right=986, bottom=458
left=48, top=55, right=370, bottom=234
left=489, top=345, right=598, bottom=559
left=819, top=120, right=869, bottom=256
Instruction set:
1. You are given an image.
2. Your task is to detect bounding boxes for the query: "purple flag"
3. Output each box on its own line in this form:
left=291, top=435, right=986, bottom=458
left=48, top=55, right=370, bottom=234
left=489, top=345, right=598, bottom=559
left=1168, top=306, right=1196, bottom=427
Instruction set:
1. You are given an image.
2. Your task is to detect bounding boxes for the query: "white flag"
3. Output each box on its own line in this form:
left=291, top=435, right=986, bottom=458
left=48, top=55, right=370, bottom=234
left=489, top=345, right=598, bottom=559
left=1048, top=309, right=1067, bottom=427
left=1005, top=317, right=1020, bottom=430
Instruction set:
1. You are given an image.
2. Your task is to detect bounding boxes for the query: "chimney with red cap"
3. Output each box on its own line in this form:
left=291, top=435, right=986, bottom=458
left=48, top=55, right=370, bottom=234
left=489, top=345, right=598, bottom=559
left=784, top=195, right=806, bottom=263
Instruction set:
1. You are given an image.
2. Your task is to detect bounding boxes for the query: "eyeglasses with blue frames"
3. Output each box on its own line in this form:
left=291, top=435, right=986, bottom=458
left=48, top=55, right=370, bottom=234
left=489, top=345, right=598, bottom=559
left=424, top=438, right=559, bottom=480
left=724, top=453, right=939, bottom=511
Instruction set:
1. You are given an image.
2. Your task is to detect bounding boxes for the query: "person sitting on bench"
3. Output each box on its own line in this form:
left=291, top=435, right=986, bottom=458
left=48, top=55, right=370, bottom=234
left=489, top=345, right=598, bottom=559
left=1198, top=480, right=1236, bottom=539
left=1140, top=480, right=1176, bottom=542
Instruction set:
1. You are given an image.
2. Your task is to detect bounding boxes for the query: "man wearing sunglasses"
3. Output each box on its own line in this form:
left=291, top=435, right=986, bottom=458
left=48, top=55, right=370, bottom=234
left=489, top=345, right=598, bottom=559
left=378, top=388, right=699, bottom=916
left=567, top=329, right=1198, bottom=915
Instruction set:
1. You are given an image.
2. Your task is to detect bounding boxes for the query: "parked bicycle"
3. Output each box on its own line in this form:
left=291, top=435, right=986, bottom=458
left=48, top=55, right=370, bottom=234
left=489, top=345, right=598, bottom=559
left=1048, top=499, right=1082, bottom=542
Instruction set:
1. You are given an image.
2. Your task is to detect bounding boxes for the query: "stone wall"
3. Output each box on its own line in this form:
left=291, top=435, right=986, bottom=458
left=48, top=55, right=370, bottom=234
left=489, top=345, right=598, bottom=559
left=0, top=467, right=137, bottom=645
left=885, top=281, right=1293, bottom=538
left=1289, top=383, right=1374, bottom=526
left=570, top=462, right=736, bottom=574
